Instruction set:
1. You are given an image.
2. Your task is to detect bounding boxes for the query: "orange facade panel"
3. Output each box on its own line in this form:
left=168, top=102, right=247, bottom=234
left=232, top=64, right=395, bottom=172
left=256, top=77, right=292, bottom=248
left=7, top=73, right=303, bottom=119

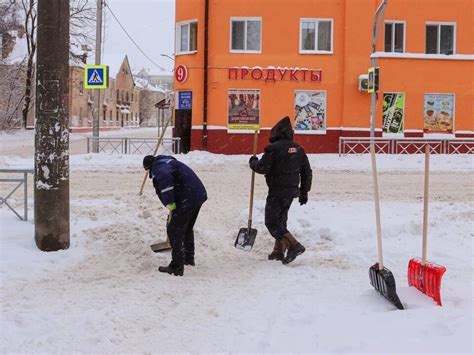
left=175, top=0, right=473, bottom=153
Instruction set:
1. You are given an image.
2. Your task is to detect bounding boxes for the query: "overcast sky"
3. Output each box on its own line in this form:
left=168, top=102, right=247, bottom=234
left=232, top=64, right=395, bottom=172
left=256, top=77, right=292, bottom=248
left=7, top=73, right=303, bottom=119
left=101, top=0, right=175, bottom=76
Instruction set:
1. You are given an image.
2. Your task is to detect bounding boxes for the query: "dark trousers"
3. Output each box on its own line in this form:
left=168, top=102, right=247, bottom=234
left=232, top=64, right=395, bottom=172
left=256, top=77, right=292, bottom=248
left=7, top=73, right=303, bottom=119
left=167, top=205, right=201, bottom=266
left=264, top=195, right=293, bottom=240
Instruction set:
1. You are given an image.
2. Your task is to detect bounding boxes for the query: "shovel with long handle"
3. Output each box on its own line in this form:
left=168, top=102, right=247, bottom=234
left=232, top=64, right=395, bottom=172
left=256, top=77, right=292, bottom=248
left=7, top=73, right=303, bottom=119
left=151, top=209, right=173, bottom=252
left=138, top=114, right=173, bottom=196
left=368, top=142, right=404, bottom=309
left=235, top=130, right=259, bottom=251
left=408, top=145, right=446, bottom=305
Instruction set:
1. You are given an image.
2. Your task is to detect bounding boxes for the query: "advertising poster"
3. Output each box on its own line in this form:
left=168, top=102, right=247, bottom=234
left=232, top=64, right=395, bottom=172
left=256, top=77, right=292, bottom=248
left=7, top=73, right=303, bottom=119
left=294, top=91, right=326, bottom=132
left=382, top=93, right=404, bottom=134
left=227, top=89, right=260, bottom=130
left=423, top=94, right=454, bottom=133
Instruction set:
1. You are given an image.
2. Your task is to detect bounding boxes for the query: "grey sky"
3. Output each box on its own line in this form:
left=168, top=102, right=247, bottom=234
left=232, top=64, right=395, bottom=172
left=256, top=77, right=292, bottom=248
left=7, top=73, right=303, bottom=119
left=102, top=0, right=175, bottom=76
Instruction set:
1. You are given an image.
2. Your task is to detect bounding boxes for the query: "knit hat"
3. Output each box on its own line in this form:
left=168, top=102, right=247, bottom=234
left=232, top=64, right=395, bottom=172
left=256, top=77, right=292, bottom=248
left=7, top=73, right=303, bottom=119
left=143, top=155, right=154, bottom=170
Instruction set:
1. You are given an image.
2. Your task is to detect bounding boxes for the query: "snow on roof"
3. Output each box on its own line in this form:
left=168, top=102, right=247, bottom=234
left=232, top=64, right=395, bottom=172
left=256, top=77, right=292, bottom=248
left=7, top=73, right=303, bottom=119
left=134, top=76, right=167, bottom=93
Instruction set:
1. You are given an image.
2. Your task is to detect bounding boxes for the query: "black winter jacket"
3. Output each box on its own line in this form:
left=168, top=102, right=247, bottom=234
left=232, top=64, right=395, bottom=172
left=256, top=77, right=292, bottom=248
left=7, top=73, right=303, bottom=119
left=250, top=116, right=312, bottom=198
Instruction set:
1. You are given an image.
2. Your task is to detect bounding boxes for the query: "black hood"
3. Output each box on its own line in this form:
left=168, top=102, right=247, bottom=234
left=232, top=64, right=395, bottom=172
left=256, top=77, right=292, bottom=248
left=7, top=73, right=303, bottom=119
left=269, top=116, right=293, bottom=143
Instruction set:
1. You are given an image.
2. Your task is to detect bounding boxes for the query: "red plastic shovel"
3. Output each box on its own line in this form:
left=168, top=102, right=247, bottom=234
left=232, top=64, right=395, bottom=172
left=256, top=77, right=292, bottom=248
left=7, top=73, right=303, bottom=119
left=408, top=145, right=446, bottom=306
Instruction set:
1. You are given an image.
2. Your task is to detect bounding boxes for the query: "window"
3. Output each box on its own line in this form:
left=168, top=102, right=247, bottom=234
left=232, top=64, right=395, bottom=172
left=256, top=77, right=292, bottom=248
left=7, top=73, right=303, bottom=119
left=230, top=17, right=262, bottom=52
left=300, top=19, right=333, bottom=53
left=79, top=81, right=84, bottom=95
left=384, top=22, right=405, bottom=53
left=176, top=20, right=197, bottom=53
left=426, top=23, right=455, bottom=54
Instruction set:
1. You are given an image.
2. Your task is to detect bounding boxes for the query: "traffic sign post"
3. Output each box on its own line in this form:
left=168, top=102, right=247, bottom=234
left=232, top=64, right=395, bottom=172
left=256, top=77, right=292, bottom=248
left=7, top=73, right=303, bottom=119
left=84, top=65, right=108, bottom=89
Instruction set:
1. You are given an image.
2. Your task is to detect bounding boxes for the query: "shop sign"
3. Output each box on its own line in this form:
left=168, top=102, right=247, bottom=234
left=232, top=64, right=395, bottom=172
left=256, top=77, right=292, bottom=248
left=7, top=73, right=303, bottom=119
left=294, top=91, right=326, bottom=132
left=227, top=89, right=260, bottom=130
left=382, top=93, right=405, bottom=134
left=178, top=91, right=192, bottom=110
left=229, top=66, right=322, bottom=83
left=423, top=94, right=454, bottom=133
left=175, top=64, right=188, bottom=83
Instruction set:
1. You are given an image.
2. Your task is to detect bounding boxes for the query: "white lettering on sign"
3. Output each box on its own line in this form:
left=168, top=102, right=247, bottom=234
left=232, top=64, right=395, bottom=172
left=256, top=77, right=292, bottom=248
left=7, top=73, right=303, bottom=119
left=228, top=66, right=322, bottom=83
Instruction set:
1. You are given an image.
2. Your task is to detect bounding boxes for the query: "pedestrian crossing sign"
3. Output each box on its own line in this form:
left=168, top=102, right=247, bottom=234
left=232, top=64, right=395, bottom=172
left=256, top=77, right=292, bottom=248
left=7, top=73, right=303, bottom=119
left=84, top=65, right=108, bottom=89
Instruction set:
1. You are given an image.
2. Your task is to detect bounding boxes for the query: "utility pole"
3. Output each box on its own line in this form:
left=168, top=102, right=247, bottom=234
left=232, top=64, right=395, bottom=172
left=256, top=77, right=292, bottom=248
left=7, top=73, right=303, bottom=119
left=34, top=0, right=70, bottom=251
left=370, top=0, right=388, bottom=138
left=92, top=0, right=103, bottom=152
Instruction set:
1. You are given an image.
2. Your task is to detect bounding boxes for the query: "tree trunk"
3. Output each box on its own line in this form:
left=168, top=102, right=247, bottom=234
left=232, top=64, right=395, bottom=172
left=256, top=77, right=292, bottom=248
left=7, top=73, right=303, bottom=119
left=34, top=0, right=70, bottom=251
left=22, top=54, right=34, bottom=128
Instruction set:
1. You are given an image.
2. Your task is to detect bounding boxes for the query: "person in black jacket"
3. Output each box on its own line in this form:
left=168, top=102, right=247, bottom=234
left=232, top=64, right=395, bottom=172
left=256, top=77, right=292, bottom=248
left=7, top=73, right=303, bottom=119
left=249, top=116, right=312, bottom=264
left=143, top=155, right=207, bottom=276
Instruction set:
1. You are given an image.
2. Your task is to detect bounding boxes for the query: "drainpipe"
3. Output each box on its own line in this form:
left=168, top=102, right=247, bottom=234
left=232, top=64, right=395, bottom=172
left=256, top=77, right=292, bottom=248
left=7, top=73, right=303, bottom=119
left=202, top=0, right=209, bottom=149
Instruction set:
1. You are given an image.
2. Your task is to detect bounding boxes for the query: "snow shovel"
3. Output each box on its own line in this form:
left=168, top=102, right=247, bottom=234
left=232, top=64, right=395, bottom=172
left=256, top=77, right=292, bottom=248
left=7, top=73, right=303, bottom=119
left=408, top=145, right=446, bottom=305
left=368, top=143, right=404, bottom=310
left=235, top=130, right=259, bottom=251
left=150, top=210, right=172, bottom=252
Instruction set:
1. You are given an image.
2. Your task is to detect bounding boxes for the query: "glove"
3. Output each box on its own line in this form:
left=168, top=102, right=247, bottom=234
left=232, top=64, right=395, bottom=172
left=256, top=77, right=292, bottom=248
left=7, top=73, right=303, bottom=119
left=299, top=193, right=308, bottom=206
left=166, top=202, right=176, bottom=211
left=249, top=156, right=258, bottom=166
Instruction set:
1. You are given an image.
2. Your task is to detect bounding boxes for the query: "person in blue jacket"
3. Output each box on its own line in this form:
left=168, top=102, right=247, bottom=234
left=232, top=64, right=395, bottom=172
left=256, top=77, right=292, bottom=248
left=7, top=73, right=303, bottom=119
left=143, top=155, right=207, bottom=276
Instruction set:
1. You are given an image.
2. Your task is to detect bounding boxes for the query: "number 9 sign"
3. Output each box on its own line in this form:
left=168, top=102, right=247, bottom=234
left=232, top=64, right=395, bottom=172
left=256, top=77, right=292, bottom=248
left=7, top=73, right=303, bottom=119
left=175, top=64, right=188, bottom=83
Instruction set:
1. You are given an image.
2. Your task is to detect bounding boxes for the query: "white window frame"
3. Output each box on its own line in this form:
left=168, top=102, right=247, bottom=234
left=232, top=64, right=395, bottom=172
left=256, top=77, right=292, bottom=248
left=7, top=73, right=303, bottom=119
left=229, top=17, right=262, bottom=54
left=176, top=19, right=198, bottom=55
left=299, top=18, right=334, bottom=54
left=425, top=22, right=456, bottom=55
left=384, top=20, right=406, bottom=53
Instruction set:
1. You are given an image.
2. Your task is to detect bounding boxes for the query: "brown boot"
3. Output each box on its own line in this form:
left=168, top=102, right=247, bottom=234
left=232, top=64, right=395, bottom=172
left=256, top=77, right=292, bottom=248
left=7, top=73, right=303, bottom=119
left=268, top=238, right=285, bottom=261
left=282, top=233, right=305, bottom=264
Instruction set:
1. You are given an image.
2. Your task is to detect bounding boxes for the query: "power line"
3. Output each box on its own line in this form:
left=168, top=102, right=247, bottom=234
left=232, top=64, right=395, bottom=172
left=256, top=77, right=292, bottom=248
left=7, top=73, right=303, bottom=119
left=103, top=1, right=167, bottom=72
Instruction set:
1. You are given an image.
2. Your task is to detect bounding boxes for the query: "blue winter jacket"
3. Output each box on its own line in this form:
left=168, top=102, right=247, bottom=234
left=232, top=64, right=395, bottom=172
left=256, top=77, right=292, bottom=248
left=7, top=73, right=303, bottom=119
left=149, top=155, right=207, bottom=212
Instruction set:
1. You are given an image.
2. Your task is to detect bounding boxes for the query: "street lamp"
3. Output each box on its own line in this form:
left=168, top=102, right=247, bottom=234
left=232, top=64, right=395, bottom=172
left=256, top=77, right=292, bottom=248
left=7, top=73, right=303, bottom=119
left=160, top=54, right=175, bottom=62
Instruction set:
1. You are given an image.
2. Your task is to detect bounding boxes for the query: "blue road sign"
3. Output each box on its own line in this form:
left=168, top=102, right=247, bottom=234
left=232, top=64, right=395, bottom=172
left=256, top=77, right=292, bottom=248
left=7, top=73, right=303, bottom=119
left=84, top=65, right=108, bottom=89
left=178, top=91, right=192, bottom=110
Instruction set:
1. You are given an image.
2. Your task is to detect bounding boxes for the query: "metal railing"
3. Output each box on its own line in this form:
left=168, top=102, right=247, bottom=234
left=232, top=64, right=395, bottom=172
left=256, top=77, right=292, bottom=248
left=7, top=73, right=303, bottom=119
left=0, top=169, right=34, bottom=221
left=339, top=137, right=474, bottom=155
left=87, top=137, right=181, bottom=155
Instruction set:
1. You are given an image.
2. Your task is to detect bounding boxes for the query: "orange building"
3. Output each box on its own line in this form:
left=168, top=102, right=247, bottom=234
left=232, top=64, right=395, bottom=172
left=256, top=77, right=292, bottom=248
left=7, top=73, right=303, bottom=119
left=174, top=0, right=473, bottom=153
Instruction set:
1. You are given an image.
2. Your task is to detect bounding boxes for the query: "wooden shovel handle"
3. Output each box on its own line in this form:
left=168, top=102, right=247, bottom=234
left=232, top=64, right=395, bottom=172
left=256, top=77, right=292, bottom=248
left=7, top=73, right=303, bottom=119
left=370, top=142, right=384, bottom=270
left=248, top=130, right=259, bottom=227
left=422, top=145, right=430, bottom=264
left=138, top=114, right=173, bottom=196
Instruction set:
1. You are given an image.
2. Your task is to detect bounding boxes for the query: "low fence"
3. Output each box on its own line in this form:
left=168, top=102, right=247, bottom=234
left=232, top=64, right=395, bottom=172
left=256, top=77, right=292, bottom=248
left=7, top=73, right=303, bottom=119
left=0, top=169, right=34, bottom=221
left=339, top=137, right=474, bottom=156
left=86, top=137, right=181, bottom=155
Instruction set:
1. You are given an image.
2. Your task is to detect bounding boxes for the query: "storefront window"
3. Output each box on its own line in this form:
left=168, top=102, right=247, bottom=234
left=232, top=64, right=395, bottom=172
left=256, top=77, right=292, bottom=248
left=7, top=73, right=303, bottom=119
left=426, top=23, right=455, bottom=54
left=382, top=93, right=405, bottom=134
left=231, top=18, right=262, bottom=52
left=423, top=94, right=454, bottom=133
left=294, top=91, right=326, bottom=132
left=227, top=89, right=260, bottom=130
left=300, top=19, right=333, bottom=53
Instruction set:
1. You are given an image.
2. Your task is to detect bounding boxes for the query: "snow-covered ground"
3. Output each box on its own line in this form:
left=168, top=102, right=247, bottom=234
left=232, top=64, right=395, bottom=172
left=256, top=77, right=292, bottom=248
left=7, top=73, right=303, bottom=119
left=0, top=138, right=473, bottom=353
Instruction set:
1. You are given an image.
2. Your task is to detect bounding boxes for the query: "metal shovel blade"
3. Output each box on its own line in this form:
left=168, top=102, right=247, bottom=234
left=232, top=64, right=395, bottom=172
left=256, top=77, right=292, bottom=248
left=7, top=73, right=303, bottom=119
left=408, top=258, right=446, bottom=306
left=235, top=227, right=257, bottom=251
left=150, top=240, right=172, bottom=253
left=369, top=263, right=404, bottom=310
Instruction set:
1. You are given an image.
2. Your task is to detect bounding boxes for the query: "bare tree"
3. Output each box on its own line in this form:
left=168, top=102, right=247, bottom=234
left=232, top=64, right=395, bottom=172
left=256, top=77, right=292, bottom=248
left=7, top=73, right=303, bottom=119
left=0, top=60, right=25, bottom=130
left=11, top=0, right=95, bottom=129
left=20, top=0, right=36, bottom=129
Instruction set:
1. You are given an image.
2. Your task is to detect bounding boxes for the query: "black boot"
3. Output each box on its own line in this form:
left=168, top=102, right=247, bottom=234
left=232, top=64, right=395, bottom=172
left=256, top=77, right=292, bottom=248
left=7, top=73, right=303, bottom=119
left=184, top=257, right=195, bottom=266
left=158, top=263, right=184, bottom=276
left=282, top=233, right=305, bottom=264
